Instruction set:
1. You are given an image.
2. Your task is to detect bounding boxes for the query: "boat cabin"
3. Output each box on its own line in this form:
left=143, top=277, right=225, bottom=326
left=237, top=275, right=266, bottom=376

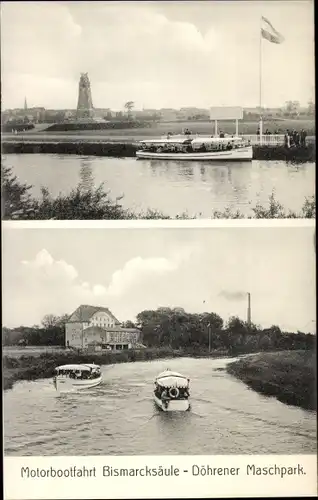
left=154, top=370, right=190, bottom=400
left=138, top=135, right=250, bottom=154
left=54, top=364, right=101, bottom=380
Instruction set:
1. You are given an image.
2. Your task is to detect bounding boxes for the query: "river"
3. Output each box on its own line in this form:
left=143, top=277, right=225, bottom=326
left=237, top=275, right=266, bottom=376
left=4, top=357, right=316, bottom=456
left=3, top=154, right=315, bottom=217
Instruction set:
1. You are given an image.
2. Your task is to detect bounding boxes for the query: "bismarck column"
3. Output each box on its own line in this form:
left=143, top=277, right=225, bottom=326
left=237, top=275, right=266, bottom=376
left=76, top=73, right=94, bottom=119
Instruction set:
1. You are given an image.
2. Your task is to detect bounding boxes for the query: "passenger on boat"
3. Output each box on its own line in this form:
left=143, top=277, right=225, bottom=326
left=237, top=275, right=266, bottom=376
left=219, top=131, right=225, bottom=138
left=199, top=144, right=207, bottom=152
left=161, top=388, right=169, bottom=408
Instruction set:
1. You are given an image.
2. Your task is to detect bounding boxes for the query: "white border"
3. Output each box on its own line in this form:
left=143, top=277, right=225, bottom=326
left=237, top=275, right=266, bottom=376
left=1, top=219, right=316, bottom=229
left=4, top=455, right=317, bottom=499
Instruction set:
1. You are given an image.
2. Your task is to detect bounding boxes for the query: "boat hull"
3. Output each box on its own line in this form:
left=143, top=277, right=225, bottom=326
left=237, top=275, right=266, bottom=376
left=54, top=375, right=102, bottom=393
left=154, top=394, right=190, bottom=412
left=136, top=147, right=253, bottom=161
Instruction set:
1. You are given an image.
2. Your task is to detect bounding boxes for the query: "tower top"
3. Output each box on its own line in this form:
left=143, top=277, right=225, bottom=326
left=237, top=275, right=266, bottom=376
left=24, top=97, right=28, bottom=110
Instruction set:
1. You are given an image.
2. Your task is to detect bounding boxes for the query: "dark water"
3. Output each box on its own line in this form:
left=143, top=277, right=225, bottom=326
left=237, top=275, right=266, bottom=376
left=4, top=357, right=316, bottom=456
left=4, top=154, right=315, bottom=217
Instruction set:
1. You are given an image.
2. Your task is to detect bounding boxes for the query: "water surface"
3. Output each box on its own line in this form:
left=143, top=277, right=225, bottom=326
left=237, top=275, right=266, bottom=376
left=4, top=154, right=315, bottom=217
left=4, top=357, right=316, bottom=456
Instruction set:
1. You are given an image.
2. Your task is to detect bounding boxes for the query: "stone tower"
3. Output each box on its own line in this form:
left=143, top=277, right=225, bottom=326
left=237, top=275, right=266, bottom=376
left=76, top=73, right=94, bottom=119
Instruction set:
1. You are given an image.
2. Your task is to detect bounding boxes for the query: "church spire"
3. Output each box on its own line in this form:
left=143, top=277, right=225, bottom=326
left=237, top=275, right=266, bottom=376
left=24, top=97, right=28, bottom=110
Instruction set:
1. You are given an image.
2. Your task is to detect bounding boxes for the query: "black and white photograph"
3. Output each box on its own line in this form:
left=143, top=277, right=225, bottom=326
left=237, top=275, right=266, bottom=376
left=1, top=0, right=315, bottom=220
left=1, top=0, right=316, bottom=498
left=3, top=226, right=316, bottom=456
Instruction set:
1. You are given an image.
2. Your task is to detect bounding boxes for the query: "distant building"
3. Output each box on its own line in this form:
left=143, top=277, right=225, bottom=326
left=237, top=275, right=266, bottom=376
left=159, top=108, right=178, bottom=121
left=65, top=305, right=141, bottom=350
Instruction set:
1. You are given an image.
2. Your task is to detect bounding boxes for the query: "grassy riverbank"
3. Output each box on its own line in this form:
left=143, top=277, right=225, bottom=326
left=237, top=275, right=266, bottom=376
left=227, top=350, right=317, bottom=411
left=3, top=347, right=230, bottom=391
left=2, top=118, right=316, bottom=137
left=2, top=139, right=316, bottom=162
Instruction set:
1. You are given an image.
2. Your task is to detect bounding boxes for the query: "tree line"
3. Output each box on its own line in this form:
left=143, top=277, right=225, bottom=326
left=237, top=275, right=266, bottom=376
left=135, top=308, right=315, bottom=354
left=3, top=307, right=315, bottom=354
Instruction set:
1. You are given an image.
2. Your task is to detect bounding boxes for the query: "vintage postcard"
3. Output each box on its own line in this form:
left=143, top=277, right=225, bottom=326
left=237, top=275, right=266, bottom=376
left=1, top=0, right=316, bottom=499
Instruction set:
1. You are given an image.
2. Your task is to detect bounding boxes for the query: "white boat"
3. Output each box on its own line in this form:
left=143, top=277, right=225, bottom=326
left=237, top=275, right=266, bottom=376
left=154, top=369, right=190, bottom=412
left=136, top=135, right=253, bottom=161
left=53, top=364, right=102, bottom=393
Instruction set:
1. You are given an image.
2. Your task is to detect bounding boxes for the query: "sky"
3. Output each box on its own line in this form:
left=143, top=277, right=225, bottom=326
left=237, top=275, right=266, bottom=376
left=1, top=1, right=315, bottom=110
left=2, top=225, right=316, bottom=333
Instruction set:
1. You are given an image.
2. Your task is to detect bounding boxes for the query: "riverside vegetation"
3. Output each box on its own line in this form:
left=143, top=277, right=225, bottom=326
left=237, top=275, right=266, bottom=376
left=227, top=350, right=316, bottom=411
left=1, top=164, right=316, bottom=220
left=3, top=308, right=316, bottom=412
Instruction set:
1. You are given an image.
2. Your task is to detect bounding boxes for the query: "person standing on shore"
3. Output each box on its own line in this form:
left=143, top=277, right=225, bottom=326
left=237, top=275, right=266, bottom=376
left=300, top=129, right=307, bottom=147
left=284, top=130, right=290, bottom=148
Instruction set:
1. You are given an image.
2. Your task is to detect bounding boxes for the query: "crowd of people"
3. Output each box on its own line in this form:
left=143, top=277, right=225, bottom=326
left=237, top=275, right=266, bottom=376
left=256, top=127, right=308, bottom=148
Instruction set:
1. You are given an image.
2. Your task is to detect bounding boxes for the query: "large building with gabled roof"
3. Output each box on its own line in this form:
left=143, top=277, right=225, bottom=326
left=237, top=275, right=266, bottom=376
left=65, top=304, right=140, bottom=350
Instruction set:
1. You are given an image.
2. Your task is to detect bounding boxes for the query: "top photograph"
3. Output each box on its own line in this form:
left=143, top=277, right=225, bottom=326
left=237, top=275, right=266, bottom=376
left=1, top=0, right=315, bottom=221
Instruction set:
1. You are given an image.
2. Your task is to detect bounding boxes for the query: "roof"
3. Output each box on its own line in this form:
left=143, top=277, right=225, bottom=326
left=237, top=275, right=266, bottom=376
left=191, top=136, right=243, bottom=144
left=139, top=138, right=192, bottom=145
left=67, top=305, right=120, bottom=324
left=83, top=326, right=106, bottom=335
left=55, top=364, right=100, bottom=371
left=156, top=370, right=190, bottom=388
left=79, top=325, right=139, bottom=335
left=106, top=327, right=140, bottom=333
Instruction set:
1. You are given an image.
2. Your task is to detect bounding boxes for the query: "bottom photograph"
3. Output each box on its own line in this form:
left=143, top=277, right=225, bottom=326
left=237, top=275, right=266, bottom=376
left=2, top=225, right=316, bottom=456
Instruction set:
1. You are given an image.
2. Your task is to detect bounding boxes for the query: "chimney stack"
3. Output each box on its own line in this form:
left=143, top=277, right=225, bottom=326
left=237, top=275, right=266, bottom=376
left=247, top=292, right=251, bottom=326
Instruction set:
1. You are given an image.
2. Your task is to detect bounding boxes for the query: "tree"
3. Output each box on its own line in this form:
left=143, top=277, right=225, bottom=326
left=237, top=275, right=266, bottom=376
left=41, top=314, right=69, bottom=329
left=121, top=320, right=137, bottom=328
left=285, top=100, right=300, bottom=117
left=124, top=101, right=134, bottom=120
left=307, top=100, right=315, bottom=116
left=1, top=164, right=36, bottom=219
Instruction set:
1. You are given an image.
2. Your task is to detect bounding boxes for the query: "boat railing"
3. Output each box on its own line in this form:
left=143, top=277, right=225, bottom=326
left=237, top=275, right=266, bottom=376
left=242, top=134, right=285, bottom=145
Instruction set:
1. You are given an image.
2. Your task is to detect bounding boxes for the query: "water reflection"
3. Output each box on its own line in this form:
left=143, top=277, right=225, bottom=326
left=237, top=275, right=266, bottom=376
left=6, top=154, right=315, bottom=217
left=78, top=158, right=94, bottom=193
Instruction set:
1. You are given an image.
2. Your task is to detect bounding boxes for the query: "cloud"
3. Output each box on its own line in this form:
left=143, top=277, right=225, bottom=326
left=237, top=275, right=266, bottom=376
left=22, top=249, right=78, bottom=281
left=2, top=230, right=315, bottom=334
left=1, top=1, right=314, bottom=109
left=3, top=246, right=195, bottom=326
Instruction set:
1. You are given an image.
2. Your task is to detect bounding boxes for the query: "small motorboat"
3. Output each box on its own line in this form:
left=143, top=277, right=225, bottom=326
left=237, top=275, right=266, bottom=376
left=53, top=363, right=102, bottom=393
left=154, top=369, right=190, bottom=412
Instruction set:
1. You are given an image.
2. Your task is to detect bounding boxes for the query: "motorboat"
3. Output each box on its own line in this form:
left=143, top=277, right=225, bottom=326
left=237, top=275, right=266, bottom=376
left=53, top=363, right=102, bottom=392
left=154, top=369, right=190, bottom=412
left=136, top=135, right=253, bottom=161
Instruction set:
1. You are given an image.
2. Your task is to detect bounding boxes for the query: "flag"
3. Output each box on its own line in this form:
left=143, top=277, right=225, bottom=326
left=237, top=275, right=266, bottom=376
left=261, top=16, right=284, bottom=44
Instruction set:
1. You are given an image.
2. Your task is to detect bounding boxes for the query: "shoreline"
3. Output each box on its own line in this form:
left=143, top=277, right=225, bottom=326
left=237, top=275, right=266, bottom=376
left=4, top=348, right=316, bottom=414
left=226, top=350, right=316, bottom=411
left=2, top=140, right=316, bottom=162
left=3, top=347, right=232, bottom=391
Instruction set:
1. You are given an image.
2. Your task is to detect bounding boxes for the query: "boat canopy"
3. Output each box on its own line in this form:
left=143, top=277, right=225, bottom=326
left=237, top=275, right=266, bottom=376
left=191, top=136, right=243, bottom=145
left=55, top=364, right=100, bottom=372
left=139, top=138, right=192, bottom=145
left=156, top=370, right=189, bottom=388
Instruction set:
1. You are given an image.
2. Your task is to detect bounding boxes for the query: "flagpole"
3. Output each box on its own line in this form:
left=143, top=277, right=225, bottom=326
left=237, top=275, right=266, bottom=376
left=259, top=16, right=263, bottom=145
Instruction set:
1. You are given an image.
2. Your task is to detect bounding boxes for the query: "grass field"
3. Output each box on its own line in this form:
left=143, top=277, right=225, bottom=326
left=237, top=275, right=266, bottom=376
left=227, top=350, right=316, bottom=411
left=7, top=118, right=315, bottom=139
